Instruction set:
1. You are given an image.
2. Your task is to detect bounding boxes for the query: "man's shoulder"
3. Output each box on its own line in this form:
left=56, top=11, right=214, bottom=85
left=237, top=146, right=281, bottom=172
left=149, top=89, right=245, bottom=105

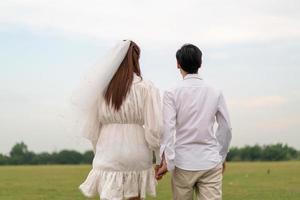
left=202, top=81, right=222, bottom=96
left=163, top=81, right=185, bottom=97
left=166, top=80, right=221, bottom=94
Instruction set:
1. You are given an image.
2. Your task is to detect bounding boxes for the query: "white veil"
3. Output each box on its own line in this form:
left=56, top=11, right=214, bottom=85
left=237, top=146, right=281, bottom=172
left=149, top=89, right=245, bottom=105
left=71, top=40, right=131, bottom=142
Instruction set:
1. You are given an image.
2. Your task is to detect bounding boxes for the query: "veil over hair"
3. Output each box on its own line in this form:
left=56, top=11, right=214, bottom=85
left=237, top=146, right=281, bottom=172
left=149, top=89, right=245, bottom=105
left=104, top=41, right=141, bottom=111
left=71, top=40, right=131, bottom=144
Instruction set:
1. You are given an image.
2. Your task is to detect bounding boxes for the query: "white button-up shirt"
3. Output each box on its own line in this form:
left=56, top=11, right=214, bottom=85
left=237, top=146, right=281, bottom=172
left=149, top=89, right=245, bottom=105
left=160, top=73, right=232, bottom=171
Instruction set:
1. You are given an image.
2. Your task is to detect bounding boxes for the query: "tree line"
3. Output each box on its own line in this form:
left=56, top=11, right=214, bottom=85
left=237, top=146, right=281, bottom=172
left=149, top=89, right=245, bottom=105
left=0, top=142, right=299, bottom=165
left=226, top=143, right=300, bottom=161
left=0, top=142, right=94, bottom=165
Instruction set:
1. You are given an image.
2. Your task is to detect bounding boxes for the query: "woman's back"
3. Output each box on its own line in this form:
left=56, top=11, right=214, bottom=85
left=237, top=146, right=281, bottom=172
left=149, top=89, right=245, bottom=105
left=80, top=74, right=162, bottom=199
left=95, top=74, right=161, bottom=169
left=99, top=75, right=148, bottom=125
left=78, top=40, right=161, bottom=200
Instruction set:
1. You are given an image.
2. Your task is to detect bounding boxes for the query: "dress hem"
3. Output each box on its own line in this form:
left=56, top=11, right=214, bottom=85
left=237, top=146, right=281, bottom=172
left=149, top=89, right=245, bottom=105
left=79, top=167, right=157, bottom=199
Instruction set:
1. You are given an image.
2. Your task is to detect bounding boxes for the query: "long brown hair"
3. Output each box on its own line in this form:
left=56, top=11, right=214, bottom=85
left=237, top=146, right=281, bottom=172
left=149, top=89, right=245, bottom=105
left=104, top=41, right=141, bottom=110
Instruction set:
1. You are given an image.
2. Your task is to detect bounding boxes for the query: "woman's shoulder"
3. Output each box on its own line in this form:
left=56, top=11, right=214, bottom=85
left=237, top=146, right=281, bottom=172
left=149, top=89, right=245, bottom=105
left=135, top=78, right=156, bottom=89
left=133, top=76, right=159, bottom=95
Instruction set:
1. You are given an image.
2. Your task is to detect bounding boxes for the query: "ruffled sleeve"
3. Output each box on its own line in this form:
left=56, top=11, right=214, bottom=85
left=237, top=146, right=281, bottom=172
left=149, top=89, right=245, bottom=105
left=81, top=97, right=102, bottom=153
left=143, top=81, right=162, bottom=165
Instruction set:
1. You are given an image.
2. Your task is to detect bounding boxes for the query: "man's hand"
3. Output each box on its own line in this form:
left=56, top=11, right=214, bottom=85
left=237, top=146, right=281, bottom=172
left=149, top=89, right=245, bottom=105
left=155, top=155, right=168, bottom=180
left=154, top=165, right=160, bottom=175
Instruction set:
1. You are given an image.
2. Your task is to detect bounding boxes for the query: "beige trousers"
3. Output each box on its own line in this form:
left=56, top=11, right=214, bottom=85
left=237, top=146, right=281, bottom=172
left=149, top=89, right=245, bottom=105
left=171, top=164, right=223, bottom=200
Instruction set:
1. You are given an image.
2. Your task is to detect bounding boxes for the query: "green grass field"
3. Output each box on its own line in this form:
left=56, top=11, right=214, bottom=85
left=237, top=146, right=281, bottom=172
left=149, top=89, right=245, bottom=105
left=0, top=162, right=299, bottom=200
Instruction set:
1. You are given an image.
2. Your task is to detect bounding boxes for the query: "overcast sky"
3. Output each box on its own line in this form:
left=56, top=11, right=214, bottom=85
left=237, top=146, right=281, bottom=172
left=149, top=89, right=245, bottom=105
left=0, top=0, right=300, bottom=154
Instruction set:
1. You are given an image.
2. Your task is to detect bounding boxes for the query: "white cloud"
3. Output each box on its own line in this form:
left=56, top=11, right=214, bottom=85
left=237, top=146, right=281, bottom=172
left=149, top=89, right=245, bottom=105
left=229, top=95, right=288, bottom=109
left=255, top=116, right=300, bottom=131
left=0, top=0, right=299, bottom=46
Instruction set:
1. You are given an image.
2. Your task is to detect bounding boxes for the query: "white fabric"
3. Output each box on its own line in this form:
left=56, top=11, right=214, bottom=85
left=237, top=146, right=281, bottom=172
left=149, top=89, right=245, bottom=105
left=79, top=75, right=162, bottom=200
left=79, top=168, right=156, bottom=200
left=71, top=40, right=131, bottom=145
left=160, top=73, right=232, bottom=171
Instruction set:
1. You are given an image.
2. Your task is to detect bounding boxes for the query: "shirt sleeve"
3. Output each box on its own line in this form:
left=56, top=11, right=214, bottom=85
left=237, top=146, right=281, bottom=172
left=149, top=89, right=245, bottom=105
left=144, top=83, right=162, bottom=165
left=160, top=90, right=176, bottom=171
left=215, top=92, right=232, bottom=162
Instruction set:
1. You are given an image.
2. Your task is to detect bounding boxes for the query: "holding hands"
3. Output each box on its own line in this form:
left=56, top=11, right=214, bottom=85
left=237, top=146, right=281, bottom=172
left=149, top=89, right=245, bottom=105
left=155, top=154, right=168, bottom=180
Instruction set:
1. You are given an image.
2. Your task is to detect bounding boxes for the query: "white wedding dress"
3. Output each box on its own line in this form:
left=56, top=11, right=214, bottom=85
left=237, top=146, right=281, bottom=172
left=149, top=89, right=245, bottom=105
left=79, top=74, right=162, bottom=200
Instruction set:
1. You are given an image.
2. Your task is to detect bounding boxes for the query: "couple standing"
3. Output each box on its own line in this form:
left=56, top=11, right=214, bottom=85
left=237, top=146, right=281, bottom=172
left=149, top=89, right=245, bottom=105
left=78, top=40, right=232, bottom=200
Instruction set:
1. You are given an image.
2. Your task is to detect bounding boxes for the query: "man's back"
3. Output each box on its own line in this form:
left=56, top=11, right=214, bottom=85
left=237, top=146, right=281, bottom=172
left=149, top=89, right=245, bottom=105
left=157, top=43, right=231, bottom=200
left=161, top=73, right=232, bottom=171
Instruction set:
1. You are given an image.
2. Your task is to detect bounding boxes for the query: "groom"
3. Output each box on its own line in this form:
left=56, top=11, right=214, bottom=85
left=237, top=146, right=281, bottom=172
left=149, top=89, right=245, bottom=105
left=156, top=44, right=232, bottom=200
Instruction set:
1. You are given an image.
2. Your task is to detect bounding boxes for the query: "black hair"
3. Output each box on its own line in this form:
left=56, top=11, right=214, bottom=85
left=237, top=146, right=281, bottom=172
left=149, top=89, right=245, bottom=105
left=176, top=44, right=202, bottom=74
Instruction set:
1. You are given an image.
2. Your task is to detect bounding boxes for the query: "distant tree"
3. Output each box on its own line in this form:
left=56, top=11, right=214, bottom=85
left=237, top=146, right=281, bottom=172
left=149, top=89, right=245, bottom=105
left=283, top=144, right=298, bottom=160
left=54, top=150, right=83, bottom=164
left=31, top=152, right=53, bottom=164
left=227, top=143, right=299, bottom=162
left=0, top=153, right=9, bottom=165
left=9, top=142, right=35, bottom=164
left=262, top=144, right=287, bottom=161
left=240, top=144, right=262, bottom=161
left=1, top=142, right=299, bottom=165
left=240, top=145, right=252, bottom=161
left=9, top=142, right=28, bottom=157
left=226, top=147, right=241, bottom=161
left=250, top=145, right=262, bottom=161
left=82, top=151, right=94, bottom=164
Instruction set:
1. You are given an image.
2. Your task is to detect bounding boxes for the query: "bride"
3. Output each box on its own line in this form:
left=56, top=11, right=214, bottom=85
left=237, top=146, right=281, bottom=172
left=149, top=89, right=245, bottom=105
left=76, top=40, right=162, bottom=200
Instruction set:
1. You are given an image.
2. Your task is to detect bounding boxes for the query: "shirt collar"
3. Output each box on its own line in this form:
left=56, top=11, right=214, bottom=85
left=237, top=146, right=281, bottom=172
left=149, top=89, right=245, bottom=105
left=183, top=73, right=202, bottom=80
